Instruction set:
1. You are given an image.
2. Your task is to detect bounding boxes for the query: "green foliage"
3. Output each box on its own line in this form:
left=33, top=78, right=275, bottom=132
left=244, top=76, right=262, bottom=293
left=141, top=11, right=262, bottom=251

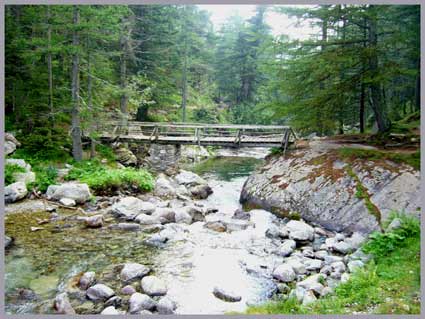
left=5, top=164, right=26, bottom=186
left=81, top=168, right=154, bottom=193
left=12, top=128, right=72, bottom=163
left=31, top=166, right=58, bottom=193
left=246, top=212, right=420, bottom=314
left=269, top=147, right=283, bottom=156
left=65, top=160, right=154, bottom=193
left=362, top=214, right=420, bottom=258
left=64, top=160, right=105, bottom=181
left=95, top=144, right=116, bottom=162
left=338, top=147, right=420, bottom=170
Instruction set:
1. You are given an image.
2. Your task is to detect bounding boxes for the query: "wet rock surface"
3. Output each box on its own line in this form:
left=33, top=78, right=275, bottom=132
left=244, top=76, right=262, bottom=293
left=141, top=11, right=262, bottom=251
left=240, top=140, right=420, bottom=234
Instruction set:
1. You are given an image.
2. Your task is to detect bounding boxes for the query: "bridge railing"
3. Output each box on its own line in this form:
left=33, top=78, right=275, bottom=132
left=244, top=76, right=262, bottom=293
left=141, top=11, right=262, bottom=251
left=95, top=121, right=297, bottom=149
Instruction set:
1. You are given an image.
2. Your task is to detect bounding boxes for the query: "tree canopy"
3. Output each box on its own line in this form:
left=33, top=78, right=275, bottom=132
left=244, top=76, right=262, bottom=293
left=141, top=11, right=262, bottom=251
left=5, top=4, right=420, bottom=160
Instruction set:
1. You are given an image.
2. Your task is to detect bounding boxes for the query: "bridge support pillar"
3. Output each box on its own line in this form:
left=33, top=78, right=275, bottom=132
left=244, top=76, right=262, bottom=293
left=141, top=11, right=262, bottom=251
left=146, top=144, right=181, bottom=174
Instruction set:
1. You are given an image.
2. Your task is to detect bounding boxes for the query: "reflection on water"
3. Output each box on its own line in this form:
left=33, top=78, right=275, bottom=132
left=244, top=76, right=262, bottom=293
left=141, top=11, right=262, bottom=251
left=190, top=156, right=263, bottom=181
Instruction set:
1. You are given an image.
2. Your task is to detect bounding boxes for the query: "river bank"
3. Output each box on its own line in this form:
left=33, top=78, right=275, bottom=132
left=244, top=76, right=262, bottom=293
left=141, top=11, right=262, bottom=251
left=4, top=144, right=420, bottom=314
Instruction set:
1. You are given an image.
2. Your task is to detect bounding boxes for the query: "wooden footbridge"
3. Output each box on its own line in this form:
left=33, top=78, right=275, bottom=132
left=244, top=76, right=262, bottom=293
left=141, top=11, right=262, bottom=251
left=94, top=121, right=297, bottom=149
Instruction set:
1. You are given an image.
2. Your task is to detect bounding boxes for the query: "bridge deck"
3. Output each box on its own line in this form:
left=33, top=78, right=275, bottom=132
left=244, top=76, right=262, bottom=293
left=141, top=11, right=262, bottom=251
left=92, top=121, right=296, bottom=148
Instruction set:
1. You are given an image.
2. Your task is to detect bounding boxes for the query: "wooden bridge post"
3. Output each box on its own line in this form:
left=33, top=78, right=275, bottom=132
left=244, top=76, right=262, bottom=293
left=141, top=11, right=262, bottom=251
left=234, top=129, right=242, bottom=148
left=155, top=125, right=159, bottom=141
left=282, top=128, right=290, bottom=155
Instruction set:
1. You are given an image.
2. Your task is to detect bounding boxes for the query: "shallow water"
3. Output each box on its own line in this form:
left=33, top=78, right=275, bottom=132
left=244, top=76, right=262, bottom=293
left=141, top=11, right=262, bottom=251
left=5, top=210, right=155, bottom=314
left=5, top=148, right=282, bottom=314
left=153, top=153, right=284, bottom=314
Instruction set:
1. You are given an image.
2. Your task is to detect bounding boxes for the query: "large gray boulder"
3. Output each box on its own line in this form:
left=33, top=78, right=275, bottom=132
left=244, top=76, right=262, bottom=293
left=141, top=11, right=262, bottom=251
left=190, top=184, right=213, bottom=199
left=240, top=140, right=420, bottom=234
left=135, top=213, right=161, bottom=225
left=272, top=264, right=296, bottom=282
left=5, top=141, right=16, bottom=155
left=154, top=174, right=177, bottom=198
left=5, top=132, right=21, bottom=147
left=111, top=196, right=155, bottom=220
left=5, top=133, right=21, bottom=155
left=277, top=239, right=296, bottom=257
left=286, top=220, right=314, bottom=241
left=79, top=271, right=96, bottom=290
left=5, top=182, right=28, bottom=203
left=129, top=293, right=156, bottom=313
left=6, top=158, right=35, bottom=185
left=86, top=284, right=115, bottom=301
left=212, top=287, right=242, bottom=302
left=157, top=296, right=177, bottom=314
left=54, top=292, right=76, bottom=314
left=141, top=276, right=167, bottom=296
left=151, top=208, right=176, bottom=224
left=174, top=208, right=193, bottom=224
left=296, top=274, right=325, bottom=296
left=46, top=183, right=91, bottom=204
left=114, top=145, right=138, bottom=166
left=101, top=306, right=122, bottom=315
left=5, top=236, right=13, bottom=249
left=6, top=158, right=31, bottom=172
left=175, top=170, right=207, bottom=186
left=120, top=263, right=150, bottom=282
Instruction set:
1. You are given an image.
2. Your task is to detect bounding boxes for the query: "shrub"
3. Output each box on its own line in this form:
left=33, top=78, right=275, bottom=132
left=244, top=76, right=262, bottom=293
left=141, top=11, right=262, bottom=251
left=80, top=168, right=154, bottom=192
left=362, top=213, right=420, bottom=258
left=31, top=166, right=58, bottom=193
left=65, top=160, right=154, bottom=193
left=5, top=164, right=26, bottom=186
left=96, top=144, right=116, bottom=162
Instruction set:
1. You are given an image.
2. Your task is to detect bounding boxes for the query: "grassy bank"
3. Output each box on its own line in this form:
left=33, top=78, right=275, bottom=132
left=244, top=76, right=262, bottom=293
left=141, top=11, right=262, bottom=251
left=8, top=144, right=154, bottom=194
left=246, top=214, right=420, bottom=315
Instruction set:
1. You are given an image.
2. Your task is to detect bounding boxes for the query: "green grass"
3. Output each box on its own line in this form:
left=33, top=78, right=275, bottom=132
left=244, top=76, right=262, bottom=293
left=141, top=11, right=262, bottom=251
left=64, top=159, right=154, bottom=193
left=338, top=147, right=420, bottom=170
left=5, top=164, right=26, bottom=186
left=345, top=165, right=382, bottom=225
left=269, top=146, right=284, bottom=156
left=246, top=214, right=420, bottom=315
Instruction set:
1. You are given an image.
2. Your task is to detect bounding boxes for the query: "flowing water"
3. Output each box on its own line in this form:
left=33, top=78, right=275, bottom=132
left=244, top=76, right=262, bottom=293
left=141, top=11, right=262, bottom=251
left=5, top=147, right=285, bottom=314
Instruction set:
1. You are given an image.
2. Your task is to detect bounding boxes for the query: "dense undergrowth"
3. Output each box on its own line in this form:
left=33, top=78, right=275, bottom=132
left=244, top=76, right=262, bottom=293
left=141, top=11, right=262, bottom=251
left=7, top=141, right=154, bottom=194
left=64, top=159, right=154, bottom=194
left=246, top=213, right=420, bottom=315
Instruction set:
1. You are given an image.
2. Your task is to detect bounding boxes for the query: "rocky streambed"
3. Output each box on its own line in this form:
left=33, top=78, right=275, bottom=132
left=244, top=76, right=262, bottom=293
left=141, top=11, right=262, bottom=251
left=5, top=148, right=379, bottom=314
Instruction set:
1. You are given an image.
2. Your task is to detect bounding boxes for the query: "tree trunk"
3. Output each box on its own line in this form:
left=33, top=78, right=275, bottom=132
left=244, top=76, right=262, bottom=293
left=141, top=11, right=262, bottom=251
left=181, top=7, right=188, bottom=123
left=359, top=82, right=365, bottom=133
left=87, top=34, right=96, bottom=158
left=367, top=5, right=391, bottom=133
left=317, top=9, right=328, bottom=136
left=359, top=16, right=367, bottom=134
left=338, top=9, right=346, bottom=135
left=47, top=6, right=53, bottom=125
left=415, top=57, right=420, bottom=111
left=120, top=28, right=128, bottom=131
left=71, top=5, right=83, bottom=161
